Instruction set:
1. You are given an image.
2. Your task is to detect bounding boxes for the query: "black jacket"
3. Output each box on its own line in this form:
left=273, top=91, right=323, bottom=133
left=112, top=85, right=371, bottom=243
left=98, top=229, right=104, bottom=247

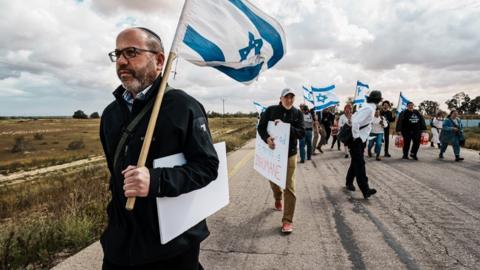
left=396, top=109, right=426, bottom=133
left=381, top=110, right=395, bottom=130
left=99, top=76, right=219, bottom=266
left=257, top=104, right=305, bottom=157
left=321, top=111, right=334, bottom=129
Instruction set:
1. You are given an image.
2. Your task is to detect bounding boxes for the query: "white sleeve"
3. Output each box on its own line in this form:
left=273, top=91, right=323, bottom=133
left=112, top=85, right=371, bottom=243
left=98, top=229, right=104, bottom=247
left=351, top=108, right=371, bottom=138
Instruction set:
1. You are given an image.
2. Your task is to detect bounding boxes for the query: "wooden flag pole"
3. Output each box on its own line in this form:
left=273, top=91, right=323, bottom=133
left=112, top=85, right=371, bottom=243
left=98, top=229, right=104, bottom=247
left=126, top=51, right=177, bottom=211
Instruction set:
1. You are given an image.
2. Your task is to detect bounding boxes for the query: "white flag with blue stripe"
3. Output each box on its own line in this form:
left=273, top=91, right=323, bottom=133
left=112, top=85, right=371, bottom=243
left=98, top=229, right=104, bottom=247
left=353, top=81, right=369, bottom=107
left=302, top=86, right=314, bottom=106
left=253, top=101, right=266, bottom=114
left=172, top=0, right=286, bottom=84
left=397, top=92, right=411, bottom=115
left=311, top=85, right=339, bottom=112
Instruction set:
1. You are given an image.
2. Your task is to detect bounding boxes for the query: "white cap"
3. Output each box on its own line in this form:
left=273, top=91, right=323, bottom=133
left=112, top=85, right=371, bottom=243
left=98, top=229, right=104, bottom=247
left=280, top=88, right=295, bottom=97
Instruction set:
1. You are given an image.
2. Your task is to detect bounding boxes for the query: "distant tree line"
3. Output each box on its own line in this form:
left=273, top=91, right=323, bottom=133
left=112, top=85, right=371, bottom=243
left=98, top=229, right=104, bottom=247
left=72, top=110, right=100, bottom=119
left=419, top=92, right=480, bottom=116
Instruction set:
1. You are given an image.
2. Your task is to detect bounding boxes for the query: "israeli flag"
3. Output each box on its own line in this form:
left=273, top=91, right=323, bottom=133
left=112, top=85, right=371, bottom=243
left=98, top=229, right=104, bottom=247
left=311, top=85, right=339, bottom=112
left=302, top=86, right=315, bottom=106
left=353, top=81, right=369, bottom=107
left=397, top=92, right=411, bottom=115
left=172, top=0, right=286, bottom=84
left=253, top=101, right=266, bottom=114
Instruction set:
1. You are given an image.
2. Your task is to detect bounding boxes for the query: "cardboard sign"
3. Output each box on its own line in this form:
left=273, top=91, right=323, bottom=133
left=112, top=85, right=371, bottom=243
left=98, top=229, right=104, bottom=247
left=254, top=121, right=290, bottom=189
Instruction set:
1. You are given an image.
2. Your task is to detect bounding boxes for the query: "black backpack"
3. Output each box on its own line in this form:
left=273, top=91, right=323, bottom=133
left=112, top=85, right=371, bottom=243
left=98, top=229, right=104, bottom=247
left=338, top=123, right=370, bottom=144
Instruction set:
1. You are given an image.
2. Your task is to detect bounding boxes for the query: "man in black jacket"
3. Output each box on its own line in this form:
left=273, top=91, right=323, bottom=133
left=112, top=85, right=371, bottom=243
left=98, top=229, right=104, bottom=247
left=321, top=108, right=335, bottom=143
left=396, top=102, right=427, bottom=160
left=100, top=27, right=219, bottom=270
left=257, top=88, right=305, bottom=233
left=380, top=101, right=395, bottom=157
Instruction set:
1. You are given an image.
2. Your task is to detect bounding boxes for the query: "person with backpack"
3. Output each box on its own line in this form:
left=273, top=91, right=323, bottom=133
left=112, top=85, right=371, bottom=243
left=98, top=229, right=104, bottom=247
left=344, top=90, right=382, bottom=199
left=439, top=110, right=465, bottom=161
left=395, top=102, right=427, bottom=160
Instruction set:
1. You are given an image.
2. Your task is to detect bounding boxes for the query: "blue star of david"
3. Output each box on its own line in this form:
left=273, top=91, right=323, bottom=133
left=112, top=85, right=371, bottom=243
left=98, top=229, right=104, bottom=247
left=316, top=94, right=327, bottom=103
left=239, top=32, right=263, bottom=61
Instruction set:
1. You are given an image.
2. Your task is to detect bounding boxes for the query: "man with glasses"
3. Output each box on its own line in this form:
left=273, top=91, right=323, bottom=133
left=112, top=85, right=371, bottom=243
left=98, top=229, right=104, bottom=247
left=100, top=27, right=219, bottom=270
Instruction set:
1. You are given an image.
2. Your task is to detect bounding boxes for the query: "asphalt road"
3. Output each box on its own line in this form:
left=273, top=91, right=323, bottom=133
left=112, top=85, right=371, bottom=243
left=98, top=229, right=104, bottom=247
left=53, top=140, right=480, bottom=270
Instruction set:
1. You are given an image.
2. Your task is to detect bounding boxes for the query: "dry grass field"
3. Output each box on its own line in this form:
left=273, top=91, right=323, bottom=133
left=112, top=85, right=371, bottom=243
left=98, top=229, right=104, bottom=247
left=0, top=117, right=256, bottom=270
left=0, top=119, right=102, bottom=175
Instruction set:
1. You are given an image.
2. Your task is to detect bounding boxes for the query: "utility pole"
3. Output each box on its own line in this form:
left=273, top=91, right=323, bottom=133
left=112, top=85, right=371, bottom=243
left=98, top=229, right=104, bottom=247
left=222, top=98, right=225, bottom=128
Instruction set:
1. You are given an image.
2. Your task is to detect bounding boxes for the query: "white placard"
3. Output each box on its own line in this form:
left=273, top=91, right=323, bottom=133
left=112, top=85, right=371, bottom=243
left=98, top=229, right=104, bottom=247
left=254, top=121, right=290, bottom=189
left=154, top=142, right=229, bottom=244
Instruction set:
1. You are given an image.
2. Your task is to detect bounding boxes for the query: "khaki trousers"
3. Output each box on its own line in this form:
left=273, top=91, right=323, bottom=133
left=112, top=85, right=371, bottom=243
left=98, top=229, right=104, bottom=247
left=270, top=154, right=297, bottom=224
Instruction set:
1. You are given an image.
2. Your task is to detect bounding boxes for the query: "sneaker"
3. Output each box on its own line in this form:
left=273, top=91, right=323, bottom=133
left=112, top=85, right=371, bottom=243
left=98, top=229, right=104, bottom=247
left=368, top=151, right=372, bottom=157
left=281, top=223, right=293, bottom=233
left=402, top=155, right=409, bottom=160
left=384, top=153, right=391, bottom=158
left=439, top=153, right=444, bottom=159
left=455, top=156, right=464, bottom=162
left=346, top=184, right=356, bottom=191
left=376, top=156, right=381, bottom=161
left=300, top=160, right=305, bottom=163
left=274, top=200, right=283, bottom=211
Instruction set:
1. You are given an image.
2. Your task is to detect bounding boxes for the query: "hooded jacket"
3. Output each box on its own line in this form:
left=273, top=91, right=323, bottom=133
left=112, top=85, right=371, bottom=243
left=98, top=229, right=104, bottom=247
left=99, top=75, right=219, bottom=266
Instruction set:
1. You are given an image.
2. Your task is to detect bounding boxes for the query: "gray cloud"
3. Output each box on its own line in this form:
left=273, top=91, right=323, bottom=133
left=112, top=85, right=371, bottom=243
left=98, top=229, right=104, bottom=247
left=0, top=0, right=479, bottom=116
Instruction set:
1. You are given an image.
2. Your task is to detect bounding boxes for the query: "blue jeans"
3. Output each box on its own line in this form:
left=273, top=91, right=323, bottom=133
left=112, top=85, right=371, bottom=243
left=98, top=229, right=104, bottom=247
left=299, top=129, right=313, bottom=161
left=368, top=133, right=383, bottom=155
left=440, top=137, right=460, bottom=156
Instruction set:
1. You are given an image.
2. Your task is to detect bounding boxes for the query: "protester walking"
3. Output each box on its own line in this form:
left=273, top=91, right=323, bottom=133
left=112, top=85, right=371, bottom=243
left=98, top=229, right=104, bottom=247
left=317, top=121, right=327, bottom=153
left=330, top=115, right=341, bottom=150
left=431, top=111, right=444, bottom=148
left=439, top=110, right=465, bottom=161
left=339, top=104, right=353, bottom=158
left=321, top=108, right=335, bottom=144
left=299, top=104, right=313, bottom=163
left=345, top=90, right=382, bottom=199
left=100, top=27, right=219, bottom=270
left=395, top=102, right=427, bottom=160
left=311, top=109, right=321, bottom=155
left=258, top=88, right=305, bottom=233
left=368, top=108, right=388, bottom=161
left=380, top=101, right=395, bottom=157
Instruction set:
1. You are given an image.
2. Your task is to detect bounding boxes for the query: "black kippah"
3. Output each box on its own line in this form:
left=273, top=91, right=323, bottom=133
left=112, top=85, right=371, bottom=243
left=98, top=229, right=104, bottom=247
left=135, top=27, right=161, bottom=42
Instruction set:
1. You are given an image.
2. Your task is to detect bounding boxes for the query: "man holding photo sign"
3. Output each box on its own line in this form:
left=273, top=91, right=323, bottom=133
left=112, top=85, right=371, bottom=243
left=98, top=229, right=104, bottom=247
left=257, top=88, right=305, bottom=233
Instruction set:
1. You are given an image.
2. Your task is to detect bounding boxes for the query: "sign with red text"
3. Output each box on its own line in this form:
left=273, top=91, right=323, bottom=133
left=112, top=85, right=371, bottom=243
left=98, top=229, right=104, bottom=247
left=254, top=121, right=290, bottom=189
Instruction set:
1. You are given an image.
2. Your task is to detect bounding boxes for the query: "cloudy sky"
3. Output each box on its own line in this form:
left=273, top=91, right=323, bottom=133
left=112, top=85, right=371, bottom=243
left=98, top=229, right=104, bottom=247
left=1, top=0, right=479, bottom=116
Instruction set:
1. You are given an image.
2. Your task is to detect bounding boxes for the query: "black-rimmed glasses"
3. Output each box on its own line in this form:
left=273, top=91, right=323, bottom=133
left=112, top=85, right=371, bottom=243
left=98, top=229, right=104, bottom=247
left=108, top=47, right=158, bottom=62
